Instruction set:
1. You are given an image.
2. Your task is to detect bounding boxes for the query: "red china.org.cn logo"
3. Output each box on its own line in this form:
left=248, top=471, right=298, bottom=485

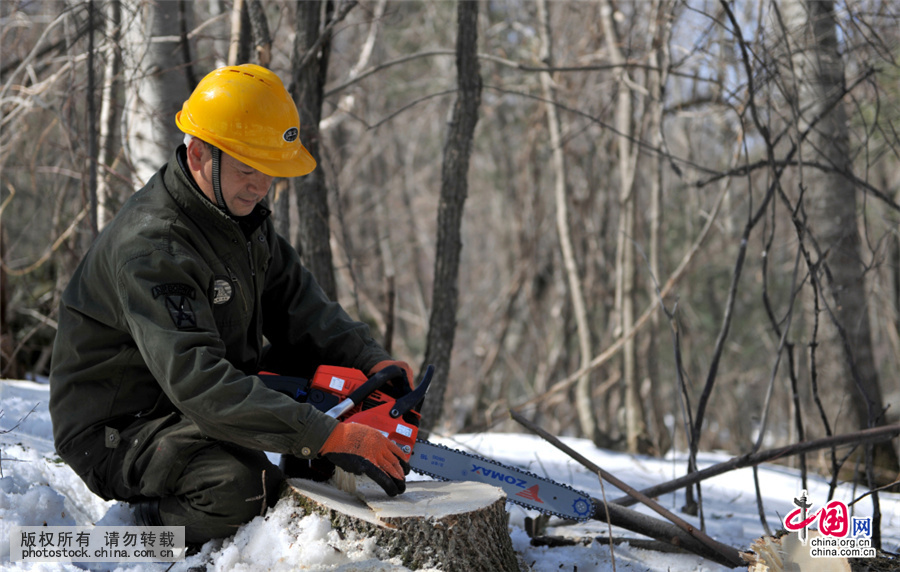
left=782, top=489, right=875, bottom=559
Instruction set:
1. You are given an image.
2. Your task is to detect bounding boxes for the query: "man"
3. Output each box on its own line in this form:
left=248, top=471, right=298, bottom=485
left=49, top=64, right=414, bottom=545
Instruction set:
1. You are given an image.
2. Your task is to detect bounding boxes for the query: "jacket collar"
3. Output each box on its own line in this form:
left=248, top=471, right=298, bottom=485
left=166, top=145, right=270, bottom=238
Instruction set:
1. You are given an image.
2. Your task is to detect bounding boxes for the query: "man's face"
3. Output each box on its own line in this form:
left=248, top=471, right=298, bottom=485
left=216, top=152, right=275, bottom=216
left=188, top=139, right=275, bottom=217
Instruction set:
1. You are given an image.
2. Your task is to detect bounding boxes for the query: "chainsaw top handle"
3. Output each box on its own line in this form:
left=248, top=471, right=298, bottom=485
left=351, top=365, right=406, bottom=403
left=324, top=364, right=404, bottom=419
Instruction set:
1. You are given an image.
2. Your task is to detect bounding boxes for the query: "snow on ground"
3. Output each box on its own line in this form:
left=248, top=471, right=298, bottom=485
left=2, top=377, right=899, bottom=571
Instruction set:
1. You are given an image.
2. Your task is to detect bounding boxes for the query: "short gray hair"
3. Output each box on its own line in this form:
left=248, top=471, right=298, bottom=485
left=183, top=134, right=212, bottom=150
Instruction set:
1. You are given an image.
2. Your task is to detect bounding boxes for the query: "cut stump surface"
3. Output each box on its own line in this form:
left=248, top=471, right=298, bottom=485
left=283, top=478, right=520, bottom=571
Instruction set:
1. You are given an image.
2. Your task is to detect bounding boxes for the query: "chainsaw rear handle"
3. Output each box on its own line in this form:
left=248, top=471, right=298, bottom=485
left=257, top=373, right=308, bottom=401
left=324, top=364, right=404, bottom=419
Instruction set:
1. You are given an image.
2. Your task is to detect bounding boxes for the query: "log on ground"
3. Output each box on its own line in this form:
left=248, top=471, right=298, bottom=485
left=283, top=478, right=520, bottom=572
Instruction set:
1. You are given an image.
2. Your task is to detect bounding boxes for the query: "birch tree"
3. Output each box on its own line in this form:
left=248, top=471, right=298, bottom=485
left=643, top=0, right=676, bottom=455
left=121, top=0, right=191, bottom=185
left=599, top=0, right=652, bottom=453
left=96, top=0, right=122, bottom=230
left=535, top=0, right=596, bottom=443
left=778, top=0, right=899, bottom=481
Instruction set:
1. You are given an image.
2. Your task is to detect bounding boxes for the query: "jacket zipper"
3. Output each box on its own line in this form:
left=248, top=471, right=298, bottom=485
left=223, top=261, right=248, bottom=314
left=246, top=240, right=256, bottom=277
left=246, top=235, right=264, bottom=373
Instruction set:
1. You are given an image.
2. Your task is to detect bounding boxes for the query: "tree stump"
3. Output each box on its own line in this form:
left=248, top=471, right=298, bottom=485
left=283, top=478, right=520, bottom=572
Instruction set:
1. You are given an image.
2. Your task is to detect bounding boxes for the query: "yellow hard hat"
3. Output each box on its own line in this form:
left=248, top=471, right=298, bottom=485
left=175, top=64, right=316, bottom=178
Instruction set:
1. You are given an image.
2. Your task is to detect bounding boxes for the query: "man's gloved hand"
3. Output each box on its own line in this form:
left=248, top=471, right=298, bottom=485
left=369, top=360, right=415, bottom=395
left=319, top=422, right=409, bottom=496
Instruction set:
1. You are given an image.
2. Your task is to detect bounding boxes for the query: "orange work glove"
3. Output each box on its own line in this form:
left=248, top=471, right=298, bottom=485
left=319, top=422, right=409, bottom=496
left=369, top=360, right=415, bottom=393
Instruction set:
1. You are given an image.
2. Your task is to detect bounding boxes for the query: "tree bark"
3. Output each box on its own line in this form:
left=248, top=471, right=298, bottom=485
left=207, top=0, right=228, bottom=68
left=419, top=0, right=481, bottom=435
left=96, top=0, right=122, bottom=231
left=0, top=227, right=18, bottom=378
left=780, top=0, right=899, bottom=482
left=291, top=0, right=337, bottom=299
left=284, top=479, right=519, bottom=572
left=644, top=0, right=675, bottom=456
left=227, top=0, right=251, bottom=66
left=320, top=0, right=386, bottom=132
left=536, top=0, right=597, bottom=444
left=87, top=0, right=98, bottom=235
left=121, top=0, right=192, bottom=185
left=599, top=0, right=650, bottom=453
left=247, top=0, right=271, bottom=67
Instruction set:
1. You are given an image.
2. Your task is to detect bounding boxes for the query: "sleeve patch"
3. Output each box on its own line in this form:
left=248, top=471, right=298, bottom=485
left=152, top=283, right=196, bottom=299
left=152, top=284, right=198, bottom=329
left=164, top=295, right=197, bottom=329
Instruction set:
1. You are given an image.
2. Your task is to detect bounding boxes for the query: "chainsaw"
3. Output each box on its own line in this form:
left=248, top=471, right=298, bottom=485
left=261, top=364, right=594, bottom=521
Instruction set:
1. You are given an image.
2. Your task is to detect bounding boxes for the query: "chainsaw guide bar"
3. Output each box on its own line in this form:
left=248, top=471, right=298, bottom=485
left=410, top=439, right=594, bottom=521
left=261, top=364, right=594, bottom=522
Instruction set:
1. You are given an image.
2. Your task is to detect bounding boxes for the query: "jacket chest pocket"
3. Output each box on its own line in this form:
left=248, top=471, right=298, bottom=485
left=209, top=269, right=250, bottom=329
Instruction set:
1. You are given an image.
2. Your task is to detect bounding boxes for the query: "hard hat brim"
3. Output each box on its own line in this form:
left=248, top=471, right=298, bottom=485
left=236, top=142, right=317, bottom=178
left=177, top=110, right=317, bottom=178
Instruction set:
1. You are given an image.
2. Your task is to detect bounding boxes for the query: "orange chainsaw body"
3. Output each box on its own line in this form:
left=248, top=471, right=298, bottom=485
left=307, top=365, right=421, bottom=461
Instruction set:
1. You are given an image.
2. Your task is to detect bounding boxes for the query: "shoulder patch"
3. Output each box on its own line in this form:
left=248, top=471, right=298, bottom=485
left=152, top=283, right=196, bottom=299
left=152, top=284, right=197, bottom=329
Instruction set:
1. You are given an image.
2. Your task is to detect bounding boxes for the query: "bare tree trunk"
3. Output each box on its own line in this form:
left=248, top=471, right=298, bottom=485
left=122, top=0, right=192, bottom=185
left=419, top=0, right=481, bottom=435
left=644, top=0, right=675, bottom=456
left=291, top=0, right=337, bottom=299
left=885, top=170, right=900, bottom=391
left=247, top=0, right=271, bottom=67
left=208, top=0, right=228, bottom=68
left=376, top=197, right=396, bottom=355
left=780, top=0, right=899, bottom=482
left=0, top=227, right=19, bottom=379
left=599, top=0, right=650, bottom=453
left=97, top=0, right=122, bottom=230
left=536, top=0, right=596, bottom=443
left=320, top=0, right=386, bottom=132
left=87, top=0, right=98, bottom=235
left=893, top=213, right=900, bottom=366
left=227, top=0, right=251, bottom=66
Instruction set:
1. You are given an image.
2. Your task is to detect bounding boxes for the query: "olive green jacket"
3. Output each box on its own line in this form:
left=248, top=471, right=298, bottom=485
left=49, top=148, right=389, bottom=480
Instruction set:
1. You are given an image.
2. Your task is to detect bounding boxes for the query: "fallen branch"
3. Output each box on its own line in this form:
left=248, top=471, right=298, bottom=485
left=510, top=410, right=745, bottom=568
left=0, top=404, right=39, bottom=478
left=609, top=423, right=900, bottom=507
left=583, top=495, right=745, bottom=567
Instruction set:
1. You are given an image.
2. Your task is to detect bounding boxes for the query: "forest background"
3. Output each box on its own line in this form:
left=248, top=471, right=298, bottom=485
left=2, top=0, right=900, bottom=509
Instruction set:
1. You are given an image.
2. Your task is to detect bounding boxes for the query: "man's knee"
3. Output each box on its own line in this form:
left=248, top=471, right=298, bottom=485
left=152, top=444, right=284, bottom=544
left=202, top=448, right=284, bottom=519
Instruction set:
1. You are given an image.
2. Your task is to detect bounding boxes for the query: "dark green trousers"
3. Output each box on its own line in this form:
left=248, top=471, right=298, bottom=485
left=103, top=414, right=284, bottom=544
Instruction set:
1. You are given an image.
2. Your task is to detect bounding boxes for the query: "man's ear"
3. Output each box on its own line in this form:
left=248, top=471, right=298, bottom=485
left=185, top=138, right=208, bottom=172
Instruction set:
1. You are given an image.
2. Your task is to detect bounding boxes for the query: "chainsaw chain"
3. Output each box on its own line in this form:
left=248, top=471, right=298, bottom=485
left=411, top=439, right=594, bottom=521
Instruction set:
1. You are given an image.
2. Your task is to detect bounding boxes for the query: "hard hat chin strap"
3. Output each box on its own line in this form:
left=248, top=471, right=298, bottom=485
left=211, top=145, right=227, bottom=211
